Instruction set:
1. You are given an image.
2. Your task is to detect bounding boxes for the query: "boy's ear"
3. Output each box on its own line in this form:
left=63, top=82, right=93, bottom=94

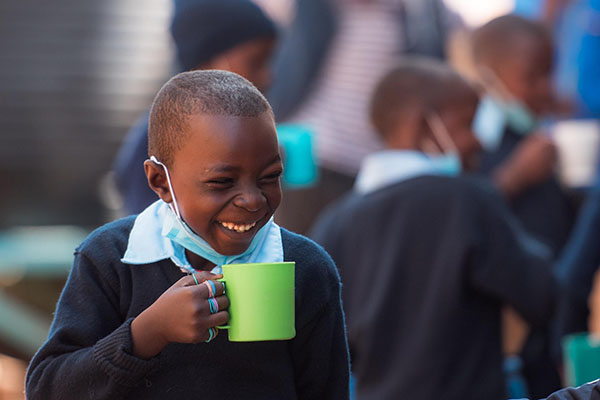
left=144, top=160, right=173, bottom=203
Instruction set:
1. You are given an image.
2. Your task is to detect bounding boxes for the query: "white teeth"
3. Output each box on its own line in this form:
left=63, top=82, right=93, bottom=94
left=220, top=221, right=257, bottom=233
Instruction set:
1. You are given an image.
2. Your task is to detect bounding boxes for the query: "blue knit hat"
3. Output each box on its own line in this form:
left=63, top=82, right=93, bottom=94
left=170, top=0, right=277, bottom=72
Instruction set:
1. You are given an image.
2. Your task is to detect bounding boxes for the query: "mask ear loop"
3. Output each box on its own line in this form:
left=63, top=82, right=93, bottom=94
left=425, top=112, right=459, bottom=156
left=150, top=156, right=218, bottom=255
left=149, top=156, right=181, bottom=218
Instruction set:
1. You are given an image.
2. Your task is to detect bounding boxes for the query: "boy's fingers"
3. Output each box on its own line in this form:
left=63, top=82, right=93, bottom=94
left=193, top=271, right=223, bottom=284
left=213, top=295, right=230, bottom=311
left=180, top=272, right=222, bottom=287
left=210, top=280, right=226, bottom=296
left=208, top=310, right=229, bottom=327
left=204, top=326, right=219, bottom=342
left=187, top=279, right=226, bottom=298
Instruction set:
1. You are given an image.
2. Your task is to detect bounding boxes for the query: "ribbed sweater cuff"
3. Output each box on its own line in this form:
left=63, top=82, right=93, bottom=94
left=93, top=318, right=160, bottom=387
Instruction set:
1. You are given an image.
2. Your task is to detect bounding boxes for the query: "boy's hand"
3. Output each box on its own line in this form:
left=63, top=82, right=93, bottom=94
left=131, top=271, right=229, bottom=359
left=493, top=134, right=557, bottom=198
left=588, top=268, right=600, bottom=337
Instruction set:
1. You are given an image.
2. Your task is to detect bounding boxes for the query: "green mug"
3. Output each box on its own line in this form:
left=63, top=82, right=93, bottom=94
left=217, top=262, right=296, bottom=342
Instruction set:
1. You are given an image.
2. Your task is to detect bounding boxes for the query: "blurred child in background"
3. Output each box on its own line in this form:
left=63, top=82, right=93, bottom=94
left=310, top=58, right=557, bottom=400
left=269, top=0, right=465, bottom=234
left=471, top=16, right=577, bottom=396
left=113, top=0, right=277, bottom=216
left=471, top=14, right=575, bottom=258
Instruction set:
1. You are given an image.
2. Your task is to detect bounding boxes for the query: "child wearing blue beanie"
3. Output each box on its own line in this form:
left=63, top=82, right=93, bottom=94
left=113, top=0, right=277, bottom=215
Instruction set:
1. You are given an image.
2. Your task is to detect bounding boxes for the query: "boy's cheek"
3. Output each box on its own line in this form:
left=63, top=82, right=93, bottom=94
left=273, top=188, right=283, bottom=211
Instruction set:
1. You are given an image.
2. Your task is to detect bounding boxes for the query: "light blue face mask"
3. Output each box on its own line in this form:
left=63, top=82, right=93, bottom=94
left=150, top=156, right=273, bottom=267
left=473, top=95, right=506, bottom=152
left=504, top=99, right=538, bottom=134
left=427, top=152, right=462, bottom=176
left=474, top=64, right=541, bottom=150
left=473, top=95, right=538, bottom=152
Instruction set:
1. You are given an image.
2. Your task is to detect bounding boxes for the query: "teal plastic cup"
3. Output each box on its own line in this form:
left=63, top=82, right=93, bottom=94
left=277, top=124, right=318, bottom=188
left=563, top=332, right=600, bottom=387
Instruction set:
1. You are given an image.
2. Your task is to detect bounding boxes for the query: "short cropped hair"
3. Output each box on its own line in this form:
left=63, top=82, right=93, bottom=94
left=370, top=57, right=476, bottom=139
left=471, top=14, right=550, bottom=65
left=148, top=70, right=273, bottom=166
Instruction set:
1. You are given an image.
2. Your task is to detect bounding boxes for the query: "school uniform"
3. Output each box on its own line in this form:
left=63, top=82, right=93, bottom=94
left=309, top=150, right=556, bottom=400
left=26, top=201, right=350, bottom=399
left=544, top=379, right=600, bottom=400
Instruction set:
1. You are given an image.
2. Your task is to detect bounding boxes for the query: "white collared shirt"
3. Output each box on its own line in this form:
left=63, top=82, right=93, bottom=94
left=121, top=200, right=283, bottom=274
left=354, top=150, right=459, bottom=194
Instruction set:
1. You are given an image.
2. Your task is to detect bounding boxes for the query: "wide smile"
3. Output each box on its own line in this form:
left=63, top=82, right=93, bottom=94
left=215, top=218, right=264, bottom=238
left=218, top=220, right=257, bottom=233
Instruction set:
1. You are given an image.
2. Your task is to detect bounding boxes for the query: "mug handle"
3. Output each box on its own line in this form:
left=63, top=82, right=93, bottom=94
left=216, top=278, right=230, bottom=330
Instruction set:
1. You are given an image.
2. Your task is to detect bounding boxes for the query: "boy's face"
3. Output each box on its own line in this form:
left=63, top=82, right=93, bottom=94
left=439, top=92, right=481, bottom=172
left=492, top=33, right=554, bottom=115
left=204, top=36, right=275, bottom=92
left=168, top=113, right=282, bottom=256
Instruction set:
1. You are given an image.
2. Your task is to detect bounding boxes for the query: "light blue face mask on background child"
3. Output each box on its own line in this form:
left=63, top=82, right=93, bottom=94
left=504, top=98, right=538, bottom=134
left=150, top=156, right=278, bottom=267
left=473, top=66, right=539, bottom=152
left=473, top=95, right=506, bottom=151
left=473, top=95, right=538, bottom=152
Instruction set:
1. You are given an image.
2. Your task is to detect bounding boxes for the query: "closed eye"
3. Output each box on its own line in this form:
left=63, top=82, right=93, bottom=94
left=206, top=178, right=235, bottom=188
left=260, top=170, right=282, bottom=183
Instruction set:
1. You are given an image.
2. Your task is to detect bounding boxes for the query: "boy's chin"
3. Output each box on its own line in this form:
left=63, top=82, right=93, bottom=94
left=212, top=230, right=255, bottom=256
left=213, top=217, right=270, bottom=255
left=214, top=242, right=252, bottom=256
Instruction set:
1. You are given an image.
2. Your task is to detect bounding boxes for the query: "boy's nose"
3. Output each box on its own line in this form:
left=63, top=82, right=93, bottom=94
left=232, top=187, right=267, bottom=212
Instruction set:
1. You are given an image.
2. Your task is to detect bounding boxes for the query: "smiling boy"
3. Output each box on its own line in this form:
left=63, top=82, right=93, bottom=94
left=26, top=71, right=350, bottom=399
left=154, top=109, right=282, bottom=257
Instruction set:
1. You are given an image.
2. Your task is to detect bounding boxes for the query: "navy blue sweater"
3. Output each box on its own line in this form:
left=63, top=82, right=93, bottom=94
left=310, top=175, right=556, bottom=400
left=545, top=380, right=600, bottom=400
left=26, top=218, right=350, bottom=399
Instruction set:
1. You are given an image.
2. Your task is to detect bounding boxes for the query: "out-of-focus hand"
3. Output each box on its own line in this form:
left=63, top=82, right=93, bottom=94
left=131, top=271, right=229, bottom=359
left=588, top=268, right=600, bottom=337
left=493, top=133, right=557, bottom=198
left=502, top=306, right=529, bottom=356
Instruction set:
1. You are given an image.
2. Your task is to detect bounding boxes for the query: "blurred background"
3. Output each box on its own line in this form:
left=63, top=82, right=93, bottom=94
left=1, top=0, right=598, bottom=398
left=0, top=0, right=174, bottom=396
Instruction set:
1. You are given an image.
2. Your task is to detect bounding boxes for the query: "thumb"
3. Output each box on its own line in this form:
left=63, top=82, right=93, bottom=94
left=178, top=271, right=223, bottom=287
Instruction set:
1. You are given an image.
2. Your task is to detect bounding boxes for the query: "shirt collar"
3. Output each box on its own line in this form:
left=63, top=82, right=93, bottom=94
left=121, top=200, right=284, bottom=274
left=121, top=200, right=194, bottom=271
left=354, top=150, right=453, bottom=194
